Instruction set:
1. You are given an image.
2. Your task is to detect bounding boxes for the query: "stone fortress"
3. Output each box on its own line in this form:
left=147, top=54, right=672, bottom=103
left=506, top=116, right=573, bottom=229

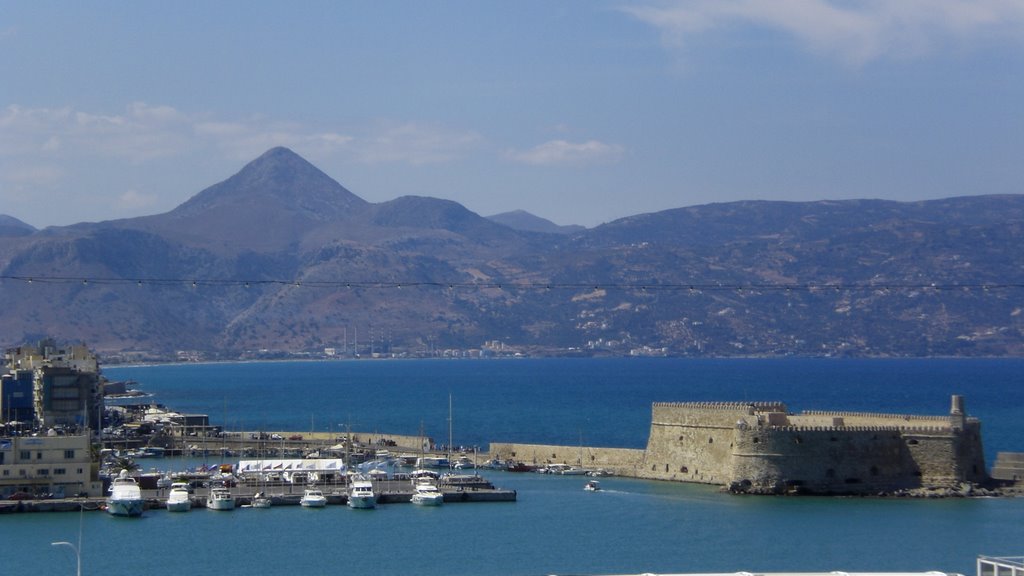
left=491, top=395, right=1009, bottom=495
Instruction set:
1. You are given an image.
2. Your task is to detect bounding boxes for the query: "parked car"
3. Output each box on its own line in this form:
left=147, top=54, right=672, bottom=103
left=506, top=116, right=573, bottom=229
left=288, top=434, right=303, bottom=441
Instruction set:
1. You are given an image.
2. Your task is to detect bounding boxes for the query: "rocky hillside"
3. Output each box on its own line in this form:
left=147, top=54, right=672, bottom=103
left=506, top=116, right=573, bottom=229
left=1, top=148, right=1021, bottom=360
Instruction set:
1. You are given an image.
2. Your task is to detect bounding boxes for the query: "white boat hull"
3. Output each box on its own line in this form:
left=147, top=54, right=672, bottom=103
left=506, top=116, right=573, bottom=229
left=166, top=499, right=192, bottom=512
left=107, top=498, right=144, bottom=517
left=347, top=495, right=376, bottom=509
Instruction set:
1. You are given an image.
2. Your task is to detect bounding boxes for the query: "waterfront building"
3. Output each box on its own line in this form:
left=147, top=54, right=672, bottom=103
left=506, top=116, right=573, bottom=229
left=3, top=340, right=104, bottom=433
left=0, top=370, right=34, bottom=422
left=0, top=433, right=102, bottom=498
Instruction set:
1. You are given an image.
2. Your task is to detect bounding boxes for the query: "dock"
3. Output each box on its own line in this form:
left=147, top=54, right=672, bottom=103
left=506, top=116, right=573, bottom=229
left=0, top=476, right=516, bottom=514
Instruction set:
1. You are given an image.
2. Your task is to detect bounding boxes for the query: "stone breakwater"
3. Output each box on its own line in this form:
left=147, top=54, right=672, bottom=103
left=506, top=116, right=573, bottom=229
left=492, top=395, right=1021, bottom=497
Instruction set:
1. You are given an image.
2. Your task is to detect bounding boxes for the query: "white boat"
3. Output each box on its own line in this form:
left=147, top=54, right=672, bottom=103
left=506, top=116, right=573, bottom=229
left=415, top=456, right=450, bottom=469
left=165, top=482, right=192, bottom=512
left=300, top=488, right=327, bottom=508
left=251, top=491, right=272, bottom=509
left=452, top=456, right=476, bottom=469
left=347, top=477, right=376, bottom=509
left=107, top=470, right=144, bottom=517
left=207, top=486, right=235, bottom=511
left=584, top=480, right=601, bottom=492
left=410, top=479, right=444, bottom=506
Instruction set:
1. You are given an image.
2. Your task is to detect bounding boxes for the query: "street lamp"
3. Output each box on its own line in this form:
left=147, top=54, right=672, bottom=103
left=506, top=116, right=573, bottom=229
left=51, top=541, right=81, bottom=576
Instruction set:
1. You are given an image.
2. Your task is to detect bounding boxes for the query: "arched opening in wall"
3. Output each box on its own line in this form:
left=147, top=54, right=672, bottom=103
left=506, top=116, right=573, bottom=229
left=590, top=455, right=596, bottom=461
left=752, top=437, right=759, bottom=444
left=907, top=439, right=919, bottom=445
left=708, top=437, right=713, bottom=444
left=664, top=464, right=669, bottom=472
left=680, top=466, right=688, bottom=473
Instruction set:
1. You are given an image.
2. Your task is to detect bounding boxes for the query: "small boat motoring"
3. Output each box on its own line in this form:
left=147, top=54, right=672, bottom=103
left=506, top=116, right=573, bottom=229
left=107, top=469, right=144, bottom=517
left=300, top=488, right=327, bottom=508
left=584, top=480, right=601, bottom=492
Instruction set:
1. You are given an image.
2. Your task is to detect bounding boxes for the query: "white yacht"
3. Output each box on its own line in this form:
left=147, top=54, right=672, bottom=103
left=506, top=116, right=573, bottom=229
left=107, top=470, right=144, bottom=517
left=415, top=456, right=450, bottom=469
left=347, top=477, right=376, bottom=509
left=207, top=486, right=235, bottom=511
left=410, top=479, right=444, bottom=506
left=300, top=488, right=327, bottom=508
left=165, top=482, right=192, bottom=512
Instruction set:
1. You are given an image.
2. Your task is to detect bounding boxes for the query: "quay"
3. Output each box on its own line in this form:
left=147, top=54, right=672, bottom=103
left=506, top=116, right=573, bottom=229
left=0, top=477, right=515, bottom=514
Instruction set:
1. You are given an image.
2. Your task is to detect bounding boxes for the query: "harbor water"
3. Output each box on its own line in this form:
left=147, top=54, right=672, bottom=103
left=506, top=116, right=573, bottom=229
left=7, top=358, right=1024, bottom=575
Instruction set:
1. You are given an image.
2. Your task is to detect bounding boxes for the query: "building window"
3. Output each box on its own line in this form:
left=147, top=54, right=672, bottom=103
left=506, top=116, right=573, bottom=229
left=64, top=450, right=75, bottom=459
left=20, top=450, right=30, bottom=460
left=19, top=469, right=26, bottom=476
left=77, top=468, right=83, bottom=474
left=37, top=452, right=42, bottom=460
left=39, top=469, right=49, bottom=476
left=54, top=468, right=66, bottom=475
left=2, top=470, right=8, bottom=476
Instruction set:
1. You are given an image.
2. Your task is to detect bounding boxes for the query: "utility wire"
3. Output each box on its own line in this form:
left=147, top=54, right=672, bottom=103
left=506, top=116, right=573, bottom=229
left=1, top=274, right=1021, bottom=292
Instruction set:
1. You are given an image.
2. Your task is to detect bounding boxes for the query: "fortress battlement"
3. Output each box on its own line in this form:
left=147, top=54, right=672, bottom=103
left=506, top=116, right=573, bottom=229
left=753, top=425, right=955, bottom=434
left=801, top=409, right=949, bottom=422
left=653, top=401, right=787, bottom=412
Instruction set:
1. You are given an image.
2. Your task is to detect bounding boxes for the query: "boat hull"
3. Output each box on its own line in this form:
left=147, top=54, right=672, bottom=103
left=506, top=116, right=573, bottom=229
left=107, top=498, right=144, bottom=517
left=347, top=495, right=376, bottom=509
left=166, top=499, right=192, bottom=512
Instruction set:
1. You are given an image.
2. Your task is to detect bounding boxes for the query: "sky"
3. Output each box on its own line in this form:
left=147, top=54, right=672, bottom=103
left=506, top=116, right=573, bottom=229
left=1, top=1, right=1023, bottom=229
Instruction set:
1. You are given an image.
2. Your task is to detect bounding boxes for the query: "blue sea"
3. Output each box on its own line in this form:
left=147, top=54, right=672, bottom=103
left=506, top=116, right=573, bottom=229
left=7, top=358, right=1023, bottom=576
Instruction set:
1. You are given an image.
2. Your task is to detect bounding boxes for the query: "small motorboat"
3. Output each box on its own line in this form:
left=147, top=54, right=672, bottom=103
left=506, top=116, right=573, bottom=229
left=207, top=486, right=235, bottom=511
left=347, top=476, right=377, bottom=509
left=300, top=488, right=327, bottom=508
left=410, top=479, right=444, bottom=506
left=165, top=482, right=192, bottom=512
left=584, top=480, right=601, bottom=492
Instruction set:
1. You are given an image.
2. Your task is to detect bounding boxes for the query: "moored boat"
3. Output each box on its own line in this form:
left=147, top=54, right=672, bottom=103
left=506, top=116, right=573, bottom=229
left=107, top=470, right=144, bottom=517
left=411, top=479, right=444, bottom=506
left=165, top=482, right=192, bottom=512
left=251, top=491, right=272, bottom=509
left=347, top=476, right=376, bottom=509
left=207, top=486, right=235, bottom=511
left=300, top=488, right=327, bottom=508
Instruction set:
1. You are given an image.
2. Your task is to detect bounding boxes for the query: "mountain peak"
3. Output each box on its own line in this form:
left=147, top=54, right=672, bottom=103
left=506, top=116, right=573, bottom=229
left=173, top=147, right=368, bottom=219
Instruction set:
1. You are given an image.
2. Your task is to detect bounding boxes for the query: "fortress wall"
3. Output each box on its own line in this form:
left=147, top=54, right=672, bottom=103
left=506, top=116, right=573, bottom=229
left=488, top=443, right=646, bottom=475
left=905, top=420, right=987, bottom=485
left=729, top=427, right=921, bottom=493
left=638, top=403, right=768, bottom=484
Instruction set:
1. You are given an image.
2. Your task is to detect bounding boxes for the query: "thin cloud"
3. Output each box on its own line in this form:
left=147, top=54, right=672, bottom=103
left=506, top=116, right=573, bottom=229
left=506, top=139, right=625, bottom=166
left=354, top=121, right=481, bottom=165
left=623, top=0, right=1024, bottom=66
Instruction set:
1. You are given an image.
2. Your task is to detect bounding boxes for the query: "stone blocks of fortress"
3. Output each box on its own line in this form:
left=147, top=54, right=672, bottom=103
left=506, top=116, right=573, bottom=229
left=491, top=395, right=988, bottom=495
left=639, top=395, right=986, bottom=493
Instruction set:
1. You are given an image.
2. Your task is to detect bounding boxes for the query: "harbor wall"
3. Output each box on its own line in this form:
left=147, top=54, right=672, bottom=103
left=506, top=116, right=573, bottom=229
left=488, top=443, right=646, bottom=476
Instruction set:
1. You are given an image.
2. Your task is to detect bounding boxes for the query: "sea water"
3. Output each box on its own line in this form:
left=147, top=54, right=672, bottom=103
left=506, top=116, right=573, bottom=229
left=6, top=358, right=1023, bottom=576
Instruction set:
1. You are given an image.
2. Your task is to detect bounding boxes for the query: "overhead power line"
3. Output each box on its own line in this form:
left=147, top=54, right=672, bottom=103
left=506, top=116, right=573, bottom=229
left=1, top=274, right=1021, bottom=293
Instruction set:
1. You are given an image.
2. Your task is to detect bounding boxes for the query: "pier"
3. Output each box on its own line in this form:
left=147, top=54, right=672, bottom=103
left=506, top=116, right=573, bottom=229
left=0, top=476, right=515, bottom=514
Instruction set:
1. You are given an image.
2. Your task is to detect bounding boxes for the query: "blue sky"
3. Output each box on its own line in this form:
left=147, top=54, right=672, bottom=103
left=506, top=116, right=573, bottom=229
left=2, top=1, right=1022, bottom=229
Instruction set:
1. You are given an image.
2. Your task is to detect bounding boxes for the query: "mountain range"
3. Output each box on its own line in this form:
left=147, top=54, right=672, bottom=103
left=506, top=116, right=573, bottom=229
left=2, top=147, right=1022, bottom=361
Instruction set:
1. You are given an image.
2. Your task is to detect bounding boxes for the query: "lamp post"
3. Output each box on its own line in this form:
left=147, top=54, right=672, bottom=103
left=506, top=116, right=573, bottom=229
left=51, top=541, right=81, bottom=576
